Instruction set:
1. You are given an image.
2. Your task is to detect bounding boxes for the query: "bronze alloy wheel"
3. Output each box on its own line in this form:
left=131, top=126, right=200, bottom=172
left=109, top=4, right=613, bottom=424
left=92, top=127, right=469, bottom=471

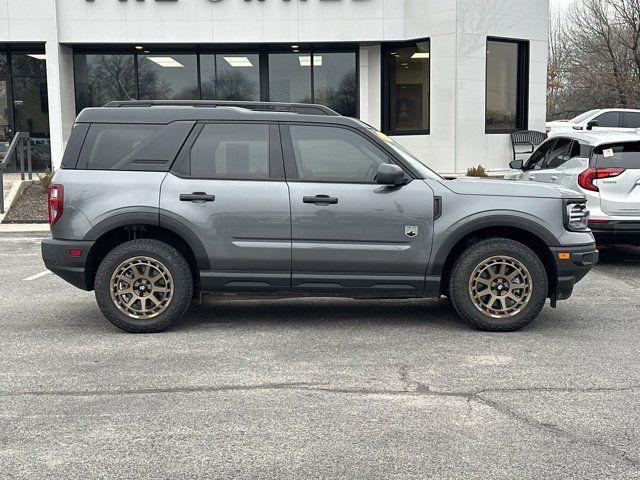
left=468, top=255, right=533, bottom=319
left=109, top=256, right=174, bottom=319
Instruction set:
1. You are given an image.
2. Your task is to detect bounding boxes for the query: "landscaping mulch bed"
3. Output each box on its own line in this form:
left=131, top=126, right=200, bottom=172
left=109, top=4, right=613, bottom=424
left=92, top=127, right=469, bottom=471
left=2, top=182, right=48, bottom=223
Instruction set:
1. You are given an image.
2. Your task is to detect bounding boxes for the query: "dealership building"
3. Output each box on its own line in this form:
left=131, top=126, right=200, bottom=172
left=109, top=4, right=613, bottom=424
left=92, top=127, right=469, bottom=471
left=0, top=0, right=549, bottom=173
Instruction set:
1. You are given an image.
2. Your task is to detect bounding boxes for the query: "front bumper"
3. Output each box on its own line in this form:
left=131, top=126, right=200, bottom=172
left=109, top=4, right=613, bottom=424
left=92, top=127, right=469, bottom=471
left=589, top=220, right=640, bottom=245
left=41, top=238, right=95, bottom=291
left=550, top=243, right=599, bottom=304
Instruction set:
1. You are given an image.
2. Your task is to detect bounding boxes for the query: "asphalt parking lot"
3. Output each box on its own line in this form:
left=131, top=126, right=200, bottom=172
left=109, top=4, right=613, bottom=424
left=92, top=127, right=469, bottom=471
left=1, top=233, right=640, bottom=479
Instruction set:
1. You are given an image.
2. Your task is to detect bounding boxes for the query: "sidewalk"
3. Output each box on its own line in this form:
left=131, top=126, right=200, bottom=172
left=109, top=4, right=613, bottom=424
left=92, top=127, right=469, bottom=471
left=0, top=223, right=49, bottom=233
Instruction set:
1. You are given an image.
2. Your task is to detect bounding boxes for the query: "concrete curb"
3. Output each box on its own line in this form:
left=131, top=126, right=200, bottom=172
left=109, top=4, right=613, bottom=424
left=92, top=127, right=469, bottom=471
left=0, top=223, right=50, bottom=233
left=0, top=179, right=29, bottom=223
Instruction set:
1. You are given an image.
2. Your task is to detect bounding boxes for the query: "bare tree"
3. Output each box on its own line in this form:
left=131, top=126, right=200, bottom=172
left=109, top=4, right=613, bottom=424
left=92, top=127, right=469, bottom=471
left=547, top=0, right=640, bottom=120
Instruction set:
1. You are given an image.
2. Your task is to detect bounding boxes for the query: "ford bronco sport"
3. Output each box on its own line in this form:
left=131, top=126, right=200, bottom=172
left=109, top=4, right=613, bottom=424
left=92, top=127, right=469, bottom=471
left=42, top=100, right=598, bottom=333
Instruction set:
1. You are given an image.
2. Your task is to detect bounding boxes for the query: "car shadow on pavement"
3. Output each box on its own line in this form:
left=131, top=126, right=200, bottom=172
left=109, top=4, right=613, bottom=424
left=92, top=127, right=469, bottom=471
left=595, top=244, right=640, bottom=266
left=179, top=296, right=471, bottom=331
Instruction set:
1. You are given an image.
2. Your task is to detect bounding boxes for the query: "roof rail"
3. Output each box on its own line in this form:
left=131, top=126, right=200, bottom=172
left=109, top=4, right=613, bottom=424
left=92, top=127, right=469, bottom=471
left=102, top=100, right=340, bottom=116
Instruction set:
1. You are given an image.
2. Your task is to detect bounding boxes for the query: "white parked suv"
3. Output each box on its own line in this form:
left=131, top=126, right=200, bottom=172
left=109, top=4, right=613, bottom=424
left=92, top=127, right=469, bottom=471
left=505, top=131, right=640, bottom=244
left=546, top=109, right=640, bottom=136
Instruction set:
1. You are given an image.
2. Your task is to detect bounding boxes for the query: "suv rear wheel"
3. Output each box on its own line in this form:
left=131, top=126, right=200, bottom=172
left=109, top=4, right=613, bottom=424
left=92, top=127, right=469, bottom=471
left=94, top=239, right=193, bottom=333
left=449, top=238, right=548, bottom=331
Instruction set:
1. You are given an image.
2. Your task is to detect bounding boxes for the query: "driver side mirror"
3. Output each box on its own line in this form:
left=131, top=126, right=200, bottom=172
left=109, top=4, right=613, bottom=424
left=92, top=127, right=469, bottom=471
left=376, top=163, right=408, bottom=186
left=509, top=159, right=524, bottom=170
left=586, top=120, right=598, bottom=130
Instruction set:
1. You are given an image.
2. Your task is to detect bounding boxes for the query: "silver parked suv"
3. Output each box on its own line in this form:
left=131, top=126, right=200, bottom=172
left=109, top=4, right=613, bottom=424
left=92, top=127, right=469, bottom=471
left=505, top=131, right=640, bottom=244
left=42, top=101, right=598, bottom=333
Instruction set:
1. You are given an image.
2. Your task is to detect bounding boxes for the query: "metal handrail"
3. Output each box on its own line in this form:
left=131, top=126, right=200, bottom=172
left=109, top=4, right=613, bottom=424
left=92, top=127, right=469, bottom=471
left=0, top=132, right=32, bottom=215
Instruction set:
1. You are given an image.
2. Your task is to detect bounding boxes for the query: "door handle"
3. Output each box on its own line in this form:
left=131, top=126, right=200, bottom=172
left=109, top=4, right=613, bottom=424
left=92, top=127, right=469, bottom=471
left=529, top=174, right=536, bottom=180
left=180, top=192, right=216, bottom=203
left=550, top=175, right=558, bottom=181
left=303, top=195, right=338, bottom=205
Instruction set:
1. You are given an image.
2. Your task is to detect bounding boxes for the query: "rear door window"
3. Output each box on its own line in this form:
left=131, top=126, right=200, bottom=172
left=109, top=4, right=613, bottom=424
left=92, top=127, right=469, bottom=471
left=622, top=112, right=640, bottom=129
left=594, top=142, right=640, bottom=169
left=188, top=123, right=270, bottom=179
left=593, top=111, right=621, bottom=128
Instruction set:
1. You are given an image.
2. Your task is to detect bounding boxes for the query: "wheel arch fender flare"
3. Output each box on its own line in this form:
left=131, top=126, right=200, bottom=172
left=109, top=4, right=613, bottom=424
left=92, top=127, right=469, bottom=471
left=428, top=212, right=559, bottom=278
left=83, top=210, right=211, bottom=271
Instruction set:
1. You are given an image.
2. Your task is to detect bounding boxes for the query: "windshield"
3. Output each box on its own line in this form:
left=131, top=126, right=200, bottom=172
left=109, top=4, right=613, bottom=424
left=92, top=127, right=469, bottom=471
left=594, top=142, right=640, bottom=169
left=571, top=109, right=600, bottom=123
left=355, top=121, right=443, bottom=180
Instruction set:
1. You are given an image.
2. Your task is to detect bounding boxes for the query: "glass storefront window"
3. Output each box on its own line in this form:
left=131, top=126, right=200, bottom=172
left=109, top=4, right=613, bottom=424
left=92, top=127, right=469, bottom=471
left=383, top=39, right=430, bottom=135
left=268, top=52, right=312, bottom=104
left=74, top=54, right=136, bottom=110
left=0, top=78, right=9, bottom=143
left=12, top=53, right=47, bottom=75
left=200, top=54, right=260, bottom=101
left=313, top=52, right=357, bottom=117
left=12, top=77, right=51, bottom=170
left=72, top=48, right=358, bottom=117
left=485, top=39, right=529, bottom=133
left=138, top=53, right=198, bottom=100
left=0, top=47, right=51, bottom=171
left=0, top=53, right=7, bottom=75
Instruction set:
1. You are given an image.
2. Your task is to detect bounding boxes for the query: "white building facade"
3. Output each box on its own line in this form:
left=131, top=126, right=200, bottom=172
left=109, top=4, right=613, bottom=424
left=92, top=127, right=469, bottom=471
left=0, top=0, right=549, bottom=173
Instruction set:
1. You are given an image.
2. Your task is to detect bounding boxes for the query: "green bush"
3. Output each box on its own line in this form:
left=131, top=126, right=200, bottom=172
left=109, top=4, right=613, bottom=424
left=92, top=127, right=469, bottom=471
left=466, top=165, right=488, bottom=177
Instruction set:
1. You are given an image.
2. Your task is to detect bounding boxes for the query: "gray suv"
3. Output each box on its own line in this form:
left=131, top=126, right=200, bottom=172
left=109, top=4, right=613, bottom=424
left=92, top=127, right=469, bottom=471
left=42, top=101, right=598, bottom=333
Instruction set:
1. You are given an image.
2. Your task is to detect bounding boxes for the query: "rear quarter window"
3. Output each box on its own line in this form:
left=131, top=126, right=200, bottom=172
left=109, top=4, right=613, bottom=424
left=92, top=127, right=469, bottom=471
left=77, top=122, right=194, bottom=171
left=594, top=142, right=640, bottom=169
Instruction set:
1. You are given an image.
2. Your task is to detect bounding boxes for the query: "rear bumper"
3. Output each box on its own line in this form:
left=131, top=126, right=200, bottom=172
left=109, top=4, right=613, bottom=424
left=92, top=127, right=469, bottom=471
left=41, top=238, right=94, bottom=291
left=551, top=243, right=599, bottom=302
left=589, top=221, right=640, bottom=245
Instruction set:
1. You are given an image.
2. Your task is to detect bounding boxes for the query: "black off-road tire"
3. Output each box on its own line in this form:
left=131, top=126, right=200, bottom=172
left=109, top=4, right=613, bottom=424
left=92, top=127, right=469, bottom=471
left=94, top=239, right=193, bottom=333
left=449, top=238, right=548, bottom=332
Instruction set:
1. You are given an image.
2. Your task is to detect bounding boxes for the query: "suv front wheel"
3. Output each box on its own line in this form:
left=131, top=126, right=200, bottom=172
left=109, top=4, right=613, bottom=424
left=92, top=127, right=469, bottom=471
left=94, top=239, right=193, bottom=333
left=449, top=238, right=548, bottom=332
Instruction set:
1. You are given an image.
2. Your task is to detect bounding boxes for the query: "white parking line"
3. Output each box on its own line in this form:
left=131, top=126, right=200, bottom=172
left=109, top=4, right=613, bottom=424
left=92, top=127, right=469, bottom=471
left=23, top=270, right=51, bottom=281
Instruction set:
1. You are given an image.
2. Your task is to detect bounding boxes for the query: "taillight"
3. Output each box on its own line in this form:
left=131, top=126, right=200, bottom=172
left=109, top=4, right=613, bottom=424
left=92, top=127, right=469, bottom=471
left=48, top=184, right=64, bottom=226
left=577, top=168, right=625, bottom=192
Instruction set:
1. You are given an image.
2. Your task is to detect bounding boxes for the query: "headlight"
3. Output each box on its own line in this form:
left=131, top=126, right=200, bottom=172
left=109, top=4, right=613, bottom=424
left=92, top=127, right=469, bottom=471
left=565, top=201, right=590, bottom=231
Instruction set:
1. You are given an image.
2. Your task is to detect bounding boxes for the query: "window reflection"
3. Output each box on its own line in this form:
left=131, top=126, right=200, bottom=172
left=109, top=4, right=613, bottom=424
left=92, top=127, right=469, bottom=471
left=73, top=48, right=359, bottom=117
left=74, top=54, right=136, bottom=110
left=268, top=53, right=312, bottom=103
left=313, top=52, right=357, bottom=117
left=12, top=53, right=48, bottom=75
left=200, top=54, right=260, bottom=101
left=138, top=54, right=198, bottom=100
left=0, top=53, right=8, bottom=75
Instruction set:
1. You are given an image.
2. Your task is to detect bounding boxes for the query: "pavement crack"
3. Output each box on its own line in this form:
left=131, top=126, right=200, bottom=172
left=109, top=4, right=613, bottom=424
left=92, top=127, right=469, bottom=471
left=0, top=382, right=327, bottom=398
left=475, top=385, right=640, bottom=395
left=4, top=380, right=640, bottom=467
left=474, top=391, right=640, bottom=468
